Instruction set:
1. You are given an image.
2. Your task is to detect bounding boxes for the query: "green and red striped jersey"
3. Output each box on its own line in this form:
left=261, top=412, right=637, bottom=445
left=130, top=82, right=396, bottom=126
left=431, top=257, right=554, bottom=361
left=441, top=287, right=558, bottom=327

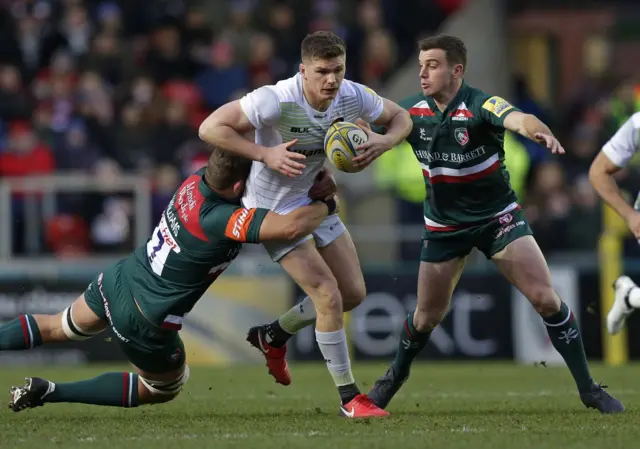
left=398, top=82, right=520, bottom=236
left=123, top=168, right=268, bottom=329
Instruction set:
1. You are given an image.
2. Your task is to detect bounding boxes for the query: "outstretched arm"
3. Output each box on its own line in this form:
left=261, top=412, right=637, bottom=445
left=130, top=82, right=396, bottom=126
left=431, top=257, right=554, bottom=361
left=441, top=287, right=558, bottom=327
left=258, top=200, right=335, bottom=242
left=213, top=166, right=339, bottom=244
left=478, top=95, right=564, bottom=154
left=503, top=111, right=565, bottom=154
left=220, top=199, right=336, bottom=244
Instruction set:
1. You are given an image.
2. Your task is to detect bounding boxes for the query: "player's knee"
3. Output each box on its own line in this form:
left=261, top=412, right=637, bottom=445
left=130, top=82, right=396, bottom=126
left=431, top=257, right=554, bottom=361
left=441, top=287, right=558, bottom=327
left=138, top=365, right=190, bottom=405
left=309, top=279, right=342, bottom=316
left=340, top=279, right=366, bottom=312
left=413, top=307, right=446, bottom=333
left=527, top=286, right=561, bottom=317
left=140, top=387, right=179, bottom=404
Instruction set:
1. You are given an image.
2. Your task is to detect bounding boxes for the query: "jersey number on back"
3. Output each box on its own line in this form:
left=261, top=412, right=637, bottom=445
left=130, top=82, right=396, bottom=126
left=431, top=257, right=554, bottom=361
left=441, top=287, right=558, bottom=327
left=146, top=215, right=181, bottom=276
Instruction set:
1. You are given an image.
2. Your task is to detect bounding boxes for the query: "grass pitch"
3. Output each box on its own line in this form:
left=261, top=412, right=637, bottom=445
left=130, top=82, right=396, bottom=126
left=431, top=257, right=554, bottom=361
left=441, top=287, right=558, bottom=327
left=1, top=362, right=639, bottom=449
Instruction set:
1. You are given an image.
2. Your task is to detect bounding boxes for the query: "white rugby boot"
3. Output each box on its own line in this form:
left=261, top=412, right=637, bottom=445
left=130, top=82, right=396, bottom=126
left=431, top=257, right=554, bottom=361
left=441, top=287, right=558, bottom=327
left=608, top=276, right=637, bottom=335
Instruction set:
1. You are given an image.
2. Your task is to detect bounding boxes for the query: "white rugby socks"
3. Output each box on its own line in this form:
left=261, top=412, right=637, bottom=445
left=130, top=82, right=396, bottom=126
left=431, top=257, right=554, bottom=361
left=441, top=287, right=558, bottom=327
left=278, top=296, right=317, bottom=333
left=315, top=328, right=356, bottom=387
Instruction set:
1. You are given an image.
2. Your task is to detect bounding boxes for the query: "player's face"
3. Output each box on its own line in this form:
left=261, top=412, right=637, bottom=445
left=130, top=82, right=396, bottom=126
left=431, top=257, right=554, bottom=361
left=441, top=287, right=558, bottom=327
left=300, top=56, right=346, bottom=103
left=418, top=49, right=462, bottom=96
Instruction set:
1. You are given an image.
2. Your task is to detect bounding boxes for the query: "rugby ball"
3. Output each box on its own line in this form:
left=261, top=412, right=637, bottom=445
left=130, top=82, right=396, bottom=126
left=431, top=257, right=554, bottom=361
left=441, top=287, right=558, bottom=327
left=324, top=122, right=368, bottom=173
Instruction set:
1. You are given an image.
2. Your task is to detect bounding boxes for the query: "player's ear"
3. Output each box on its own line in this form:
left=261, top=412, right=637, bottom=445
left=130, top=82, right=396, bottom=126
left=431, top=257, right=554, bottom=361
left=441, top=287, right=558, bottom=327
left=299, top=62, right=306, bottom=78
left=453, top=63, right=464, bottom=78
left=232, top=179, right=246, bottom=197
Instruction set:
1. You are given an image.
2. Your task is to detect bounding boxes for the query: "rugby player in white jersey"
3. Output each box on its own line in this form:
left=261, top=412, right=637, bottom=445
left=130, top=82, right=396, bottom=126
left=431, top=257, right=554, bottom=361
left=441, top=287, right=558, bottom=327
left=199, top=31, right=412, bottom=418
left=590, top=112, right=640, bottom=334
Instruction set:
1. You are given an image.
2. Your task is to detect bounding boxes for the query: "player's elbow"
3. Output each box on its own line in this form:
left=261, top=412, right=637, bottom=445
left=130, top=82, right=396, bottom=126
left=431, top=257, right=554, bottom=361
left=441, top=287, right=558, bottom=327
left=399, top=107, right=412, bottom=125
left=398, top=109, right=413, bottom=135
left=382, top=104, right=412, bottom=137
left=517, top=117, right=530, bottom=136
left=588, top=165, right=610, bottom=193
left=517, top=115, right=532, bottom=137
left=198, top=119, right=214, bottom=143
left=587, top=163, right=601, bottom=187
left=588, top=156, right=610, bottom=187
left=505, top=112, right=528, bottom=136
left=198, top=115, right=222, bottom=145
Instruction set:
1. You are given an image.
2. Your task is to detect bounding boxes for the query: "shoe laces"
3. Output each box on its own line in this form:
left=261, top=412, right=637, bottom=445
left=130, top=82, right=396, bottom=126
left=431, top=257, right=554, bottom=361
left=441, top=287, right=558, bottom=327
left=589, top=381, right=614, bottom=399
left=353, top=395, right=377, bottom=409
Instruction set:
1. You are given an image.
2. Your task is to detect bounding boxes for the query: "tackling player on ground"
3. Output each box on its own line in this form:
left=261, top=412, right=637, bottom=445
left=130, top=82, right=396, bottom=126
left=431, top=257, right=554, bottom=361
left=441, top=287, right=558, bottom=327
left=589, top=112, right=640, bottom=334
left=199, top=31, right=412, bottom=418
left=365, top=35, right=623, bottom=413
left=2, top=148, right=337, bottom=412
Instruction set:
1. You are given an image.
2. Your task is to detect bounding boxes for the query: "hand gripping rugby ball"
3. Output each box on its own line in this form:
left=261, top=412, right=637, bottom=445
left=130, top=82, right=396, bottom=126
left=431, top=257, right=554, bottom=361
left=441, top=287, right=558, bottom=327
left=324, top=121, right=368, bottom=173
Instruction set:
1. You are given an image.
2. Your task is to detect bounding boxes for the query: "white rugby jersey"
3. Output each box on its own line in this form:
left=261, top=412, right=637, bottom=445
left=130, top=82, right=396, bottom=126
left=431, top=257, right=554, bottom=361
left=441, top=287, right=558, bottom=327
left=239, top=73, right=384, bottom=213
left=602, top=112, right=640, bottom=167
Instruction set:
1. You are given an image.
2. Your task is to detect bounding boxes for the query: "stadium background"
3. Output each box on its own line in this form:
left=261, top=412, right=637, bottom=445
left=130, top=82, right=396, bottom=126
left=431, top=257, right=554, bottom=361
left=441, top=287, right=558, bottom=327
left=1, top=0, right=640, bottom=368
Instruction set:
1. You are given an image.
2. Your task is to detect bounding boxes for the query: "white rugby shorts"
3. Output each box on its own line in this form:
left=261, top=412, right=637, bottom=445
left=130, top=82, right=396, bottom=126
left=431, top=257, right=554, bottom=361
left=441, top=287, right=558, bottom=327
left=263, top=215, right=346, bottom=262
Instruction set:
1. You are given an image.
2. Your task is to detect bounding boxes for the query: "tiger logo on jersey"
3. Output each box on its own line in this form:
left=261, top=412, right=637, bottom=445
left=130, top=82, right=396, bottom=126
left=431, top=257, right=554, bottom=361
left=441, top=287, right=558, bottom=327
left=499, top=213, right=513, bottom=225
left=482, top=96, right=513, bottom=118
left=454, top=128, right=469, bottom=146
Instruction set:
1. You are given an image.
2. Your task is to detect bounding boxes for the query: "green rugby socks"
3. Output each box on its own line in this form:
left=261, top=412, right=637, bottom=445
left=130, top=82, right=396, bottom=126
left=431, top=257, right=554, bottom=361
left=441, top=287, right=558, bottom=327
left=543, top=302, right=593, bottom=391
left=46, top=373, right=140, bottom=408
left=391, top=311, right=431, bottom=380
left=0, top=315, right=43, bottom=350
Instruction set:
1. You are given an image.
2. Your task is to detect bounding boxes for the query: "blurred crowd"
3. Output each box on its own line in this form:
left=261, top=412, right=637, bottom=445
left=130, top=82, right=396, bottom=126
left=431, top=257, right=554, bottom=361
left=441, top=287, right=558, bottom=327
left=1, top=0, right=637, bottom=262
left=0, top=0, right=456, bottom=256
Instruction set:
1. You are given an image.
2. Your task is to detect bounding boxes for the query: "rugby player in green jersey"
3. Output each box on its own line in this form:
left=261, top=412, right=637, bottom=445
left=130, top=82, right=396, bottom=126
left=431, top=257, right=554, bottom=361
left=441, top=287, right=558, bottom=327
left=366, top=35, right=623, bottom=413
left=2, top=148, right=338, bottom=412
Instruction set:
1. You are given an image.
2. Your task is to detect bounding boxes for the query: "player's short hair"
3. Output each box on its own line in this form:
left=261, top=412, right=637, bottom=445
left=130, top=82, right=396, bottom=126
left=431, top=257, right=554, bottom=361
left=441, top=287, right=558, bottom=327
left=418, top=35, right=467, bottom=70
left=205, top=148, right=252, bottom=190
left=301, top=31, right=346, bottom=61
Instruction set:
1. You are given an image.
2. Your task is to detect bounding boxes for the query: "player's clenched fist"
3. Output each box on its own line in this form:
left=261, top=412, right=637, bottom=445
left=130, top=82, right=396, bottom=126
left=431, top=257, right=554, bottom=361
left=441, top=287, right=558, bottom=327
left=262, top=138, right=306, bottom=178
left=352, top=125, right=394, bottom=169
left=309, top=167, right=337, bottom=200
